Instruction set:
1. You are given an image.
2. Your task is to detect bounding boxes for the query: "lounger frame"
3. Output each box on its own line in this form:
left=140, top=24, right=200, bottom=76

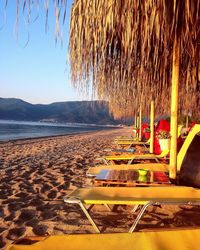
left=64, top=196, right=200, bottom=233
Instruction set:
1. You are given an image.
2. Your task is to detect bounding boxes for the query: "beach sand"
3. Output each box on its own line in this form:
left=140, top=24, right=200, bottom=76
left=1, top=127, right=200, bottom=249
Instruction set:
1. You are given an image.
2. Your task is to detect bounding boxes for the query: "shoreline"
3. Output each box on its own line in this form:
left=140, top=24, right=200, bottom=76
left=0, top=127, right=121, bottom=145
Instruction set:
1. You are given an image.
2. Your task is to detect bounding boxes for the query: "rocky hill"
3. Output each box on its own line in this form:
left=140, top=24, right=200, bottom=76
left=0, top=98, right=120, bottom=125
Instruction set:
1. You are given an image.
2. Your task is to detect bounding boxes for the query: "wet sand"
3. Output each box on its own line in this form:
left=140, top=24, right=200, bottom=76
left=1, top=127, right=200, bottom=249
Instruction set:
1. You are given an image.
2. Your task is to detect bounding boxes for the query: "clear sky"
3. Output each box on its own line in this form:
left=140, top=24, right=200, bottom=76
left=0, top=1, right=90, bottom=104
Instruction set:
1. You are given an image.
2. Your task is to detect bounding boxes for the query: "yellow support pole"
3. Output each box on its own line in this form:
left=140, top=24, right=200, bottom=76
left=137, top=116, right=139, bottom=128
left=134, top=114, right=137, bottom=128
left=186, top=114, right=189, bottom=129
left=150, top=101, right=155, bottom=154
left=139, top=106, right=142, bottom=141
left=169, top=35, right=180, bottom=179
left=132, top=114, right=137, bottom=138
left=136, top=115, right=139, bottom=139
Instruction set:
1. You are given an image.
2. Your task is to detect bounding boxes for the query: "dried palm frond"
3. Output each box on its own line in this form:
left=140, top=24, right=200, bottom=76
left=70, top=0, right=200, bottom=118
left=8, top=0, right=68, bottom=42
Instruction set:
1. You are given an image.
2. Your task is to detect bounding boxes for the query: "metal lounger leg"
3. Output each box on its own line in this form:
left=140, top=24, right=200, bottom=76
left=104, top=204, right=112, bottom=211
left=143, top=143, right=148, bottom=151
left=131, top=205, right=140, bottom=213
left=87, top=204, right=95, bottom=212
left=128, top=158, right=135, bottom=164
left=104, top=158, right=109, bottom=165
left=155, top=158, right=160, bottom=163
left=79, top=201, right=101, bottom=233
left=128, top=143, right=133, bottom=149
left=129, top=203, right=151, bottom=233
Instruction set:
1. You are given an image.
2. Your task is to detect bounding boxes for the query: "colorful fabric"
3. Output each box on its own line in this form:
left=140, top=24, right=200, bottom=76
left=154, top=120, right=170, bottom=154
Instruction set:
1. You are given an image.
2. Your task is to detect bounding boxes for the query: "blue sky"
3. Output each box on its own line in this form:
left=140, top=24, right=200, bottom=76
left=0, top=1, right=90, bottom=104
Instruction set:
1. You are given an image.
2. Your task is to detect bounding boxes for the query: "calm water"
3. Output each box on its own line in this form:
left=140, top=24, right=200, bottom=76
left=0, top=120, right=115, bottom=141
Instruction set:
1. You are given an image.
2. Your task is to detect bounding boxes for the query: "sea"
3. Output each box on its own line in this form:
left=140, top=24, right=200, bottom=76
left=0, top=120, right=117, bottom=142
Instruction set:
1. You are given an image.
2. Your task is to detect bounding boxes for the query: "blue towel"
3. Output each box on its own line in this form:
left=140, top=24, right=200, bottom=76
left=113, top=148, right=135, bottom=153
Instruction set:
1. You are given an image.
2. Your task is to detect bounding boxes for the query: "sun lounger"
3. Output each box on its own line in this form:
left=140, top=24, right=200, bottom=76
left=112, top=148, right=136, bottom=153
left=116, top=139, right=150, bottom=149
left=114, top=137, right=142, bottom=145
left=117, top=138, right=150, bottom=145
left=87, top=163, right=169, bottom=177
left=6, top=229, right=200, bottom=250
left=98, top=149, right=169, bottom=165
left=114, top=136, right=138, bottom=141
left=114, top=135, right=137, bottom=139
left=65, top=127, right=200, bottom=233
left=64, top=186, right=200, bottom=233
left=88, top=124, right=200, bottom=175
left=115, top=125, right=182, bottom=148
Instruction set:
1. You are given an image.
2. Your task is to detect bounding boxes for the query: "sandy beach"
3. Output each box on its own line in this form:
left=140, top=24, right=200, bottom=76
left=1, top=127, right=200, bottom=249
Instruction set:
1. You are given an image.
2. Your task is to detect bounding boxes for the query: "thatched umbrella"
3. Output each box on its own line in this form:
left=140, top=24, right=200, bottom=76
left=70, top=0, right=200, bottom=179
left=7, top=1, right=199, bottom=115
left=70, top=1, right=199, bottom=108
left=7, top=0, right=200, bottom=178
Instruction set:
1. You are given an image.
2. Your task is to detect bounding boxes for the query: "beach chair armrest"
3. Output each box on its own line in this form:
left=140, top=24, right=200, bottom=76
left=96, top=157, right=102, bottom=161
left=64, top=196, right=81, bottom=204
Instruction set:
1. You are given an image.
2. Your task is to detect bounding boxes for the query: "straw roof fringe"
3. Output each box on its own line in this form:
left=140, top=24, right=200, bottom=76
left=70, top=0, right=200, bottom=118
left=9, top=0, right=68, bottom=42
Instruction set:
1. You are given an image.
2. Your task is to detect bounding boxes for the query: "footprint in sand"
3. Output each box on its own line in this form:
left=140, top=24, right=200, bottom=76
left=7, top=201, right=24, bottom=211
left=29, top=197, right=44, bottom=207
left=15, top=191, right=29, bottom=199
left=32, top=224, right=48, bottom=236
left=47, top=190, right=57, bottom=199
left=0, top=227, right=7, bottom=234
left=19, top=209, right=38, bottom=221
left=4, top=213, right=17, bottom=222
left=0, top=235, right=6, bottom=249
left=57, top=183, right=70, bottom=191
left=25, top=219, right=40, bottom=229
left=41, top=210, right=57, bottom=220
left=7, top=227, right=26, bottom=240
